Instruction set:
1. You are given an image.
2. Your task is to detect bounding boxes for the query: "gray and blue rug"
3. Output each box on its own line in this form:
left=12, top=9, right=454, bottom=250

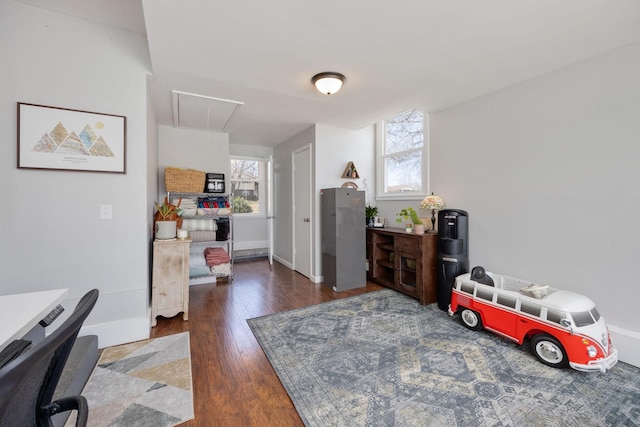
left=248, top=289, right=640, bottom=426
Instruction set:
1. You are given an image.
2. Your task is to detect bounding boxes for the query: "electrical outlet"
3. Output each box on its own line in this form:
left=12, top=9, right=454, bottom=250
left=99, top=204, right=113, bottom=220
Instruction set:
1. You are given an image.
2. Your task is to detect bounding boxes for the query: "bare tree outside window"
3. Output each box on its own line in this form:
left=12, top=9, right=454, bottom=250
left=383, top=109, right=424, bottom=193
left=230, top=159, right=264, bottom=214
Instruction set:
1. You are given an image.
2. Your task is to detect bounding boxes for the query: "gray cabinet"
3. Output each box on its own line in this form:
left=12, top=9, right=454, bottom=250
left=320, top=188, right=366, bottom=291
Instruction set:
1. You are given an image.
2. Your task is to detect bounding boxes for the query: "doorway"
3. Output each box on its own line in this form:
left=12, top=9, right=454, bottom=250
left=292, top=145, right=312, bottom=278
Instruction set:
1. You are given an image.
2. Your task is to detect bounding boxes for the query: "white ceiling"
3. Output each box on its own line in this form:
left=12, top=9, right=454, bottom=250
left=16, top=0, right=640, bottom=147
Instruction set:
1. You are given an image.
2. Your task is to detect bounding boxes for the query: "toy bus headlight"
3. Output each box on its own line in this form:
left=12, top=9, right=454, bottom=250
left=586, top=345, right=597, bottom=357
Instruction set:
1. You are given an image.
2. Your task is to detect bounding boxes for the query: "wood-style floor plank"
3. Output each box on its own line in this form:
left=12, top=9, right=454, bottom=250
left=150, top=258, right=383, bottom=426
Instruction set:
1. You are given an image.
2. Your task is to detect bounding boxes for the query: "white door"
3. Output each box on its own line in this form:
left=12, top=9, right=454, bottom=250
left=293, top=146, right=312, bottom=278
left=267, top=155, right=274, bottom=265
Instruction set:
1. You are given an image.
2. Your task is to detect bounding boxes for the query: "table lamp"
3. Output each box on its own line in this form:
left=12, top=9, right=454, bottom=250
left=420, top=193, right=445, bottom=232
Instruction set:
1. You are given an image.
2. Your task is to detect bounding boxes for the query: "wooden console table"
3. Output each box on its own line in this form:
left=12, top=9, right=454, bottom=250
left=367, top=228, right=437, bottom=305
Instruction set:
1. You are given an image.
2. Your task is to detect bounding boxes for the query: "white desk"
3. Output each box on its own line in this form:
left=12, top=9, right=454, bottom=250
left=0, top=288, right=68, bottom=352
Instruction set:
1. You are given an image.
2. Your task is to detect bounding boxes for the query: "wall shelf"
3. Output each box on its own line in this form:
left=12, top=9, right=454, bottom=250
left=342, top=161, right=359, bottom=179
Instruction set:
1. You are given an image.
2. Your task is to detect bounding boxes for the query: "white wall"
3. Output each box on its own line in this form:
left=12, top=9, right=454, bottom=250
left=0, top=2, right=153, bottom=347
left=430, top=43, right=640, bottom=366
left=229, top=144, right=273, bottom=253
left=273, top=126, right=316, bottom=269
left=230, top=144, right=273, bottom=159
left=146, top=79, right=159, bottom=297
left=273, top=124, right=376, bottom=281
left=315, top=124, right=376, bottom=205
left=157, top=125, right=230, bottom=199
left=315, top=124, right=376, bottom=281
left=159, top=132, right=269, bottom=255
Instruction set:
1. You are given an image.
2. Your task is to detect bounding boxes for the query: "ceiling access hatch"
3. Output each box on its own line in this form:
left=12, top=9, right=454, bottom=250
left=171, top=90, right=244, bottom=132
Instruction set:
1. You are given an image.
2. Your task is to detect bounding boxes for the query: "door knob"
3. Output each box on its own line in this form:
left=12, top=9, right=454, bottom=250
left=303, top=218, right=310, bottom=222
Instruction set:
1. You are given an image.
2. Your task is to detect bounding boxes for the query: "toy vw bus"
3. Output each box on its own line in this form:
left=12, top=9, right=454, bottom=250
left=448, top=267, right=618, bottom=372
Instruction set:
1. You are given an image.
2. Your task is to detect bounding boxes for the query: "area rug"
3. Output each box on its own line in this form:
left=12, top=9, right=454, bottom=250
left=248, top=289, right=640, bottom=426
left=67, top=332, right=194, bottom=427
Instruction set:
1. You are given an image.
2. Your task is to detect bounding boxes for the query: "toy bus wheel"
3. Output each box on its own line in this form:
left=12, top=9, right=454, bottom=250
left=530, top=334, right=569, bottom=369
left=459, top=308, right=483, bottom=331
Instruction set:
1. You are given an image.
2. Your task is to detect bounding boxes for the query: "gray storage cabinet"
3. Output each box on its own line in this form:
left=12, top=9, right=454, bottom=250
left=321, top=187, right=366, bottom=291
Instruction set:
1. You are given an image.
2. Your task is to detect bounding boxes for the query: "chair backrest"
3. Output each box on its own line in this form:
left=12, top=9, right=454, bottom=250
left=471, top=266, right=494, bottom=287
left=0, top=289, right=99, bottom=427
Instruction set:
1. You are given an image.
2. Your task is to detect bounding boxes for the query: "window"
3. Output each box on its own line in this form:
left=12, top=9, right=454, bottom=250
left=546, top=309, right=565, bottom=325
left=572, top=311, right=596, bottom=327
left=376, top=109, right=427, bottom=199
left=496, top=294, right=517, bottom=309
left=460, top=281, right=475, bottom=295
left=520, top=301, right=541, bottom=317
left=230, top=158, right=266, bottom=216
left=476, top=287, right=494, bottom=302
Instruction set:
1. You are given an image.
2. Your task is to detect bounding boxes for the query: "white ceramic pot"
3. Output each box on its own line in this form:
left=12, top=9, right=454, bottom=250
left=413, top=224, right=425, bottom=235
left=155, top=220, right=177, bottom=240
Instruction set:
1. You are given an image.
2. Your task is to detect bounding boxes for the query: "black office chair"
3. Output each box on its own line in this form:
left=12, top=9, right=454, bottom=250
left=0, top=289, right=99, bottom=427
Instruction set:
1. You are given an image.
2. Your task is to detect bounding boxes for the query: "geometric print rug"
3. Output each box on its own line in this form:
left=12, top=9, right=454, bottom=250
left=248, top=289, right=640, bottom=427
left=66, top=332, right=193, bottom=427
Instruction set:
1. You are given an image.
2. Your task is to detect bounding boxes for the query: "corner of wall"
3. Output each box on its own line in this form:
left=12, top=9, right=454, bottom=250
left=609, top=325, right=640, bottom=368
left=81, top=317, right=150, bottom=349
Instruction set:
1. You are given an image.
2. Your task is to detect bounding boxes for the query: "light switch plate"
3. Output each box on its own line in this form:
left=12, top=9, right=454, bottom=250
left=99, top=204, right=113, bottom=220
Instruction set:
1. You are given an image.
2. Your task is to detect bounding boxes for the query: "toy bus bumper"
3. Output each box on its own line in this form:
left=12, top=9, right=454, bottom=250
left=569, top=347, right=618, bottom=373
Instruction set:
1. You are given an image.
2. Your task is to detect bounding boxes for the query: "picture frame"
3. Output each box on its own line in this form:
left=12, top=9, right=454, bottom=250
left=17, top=102, right=126, bottom=173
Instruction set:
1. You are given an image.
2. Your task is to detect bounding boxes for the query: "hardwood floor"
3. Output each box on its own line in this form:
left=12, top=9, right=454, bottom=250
left=150, top=258, right=384, bottom=426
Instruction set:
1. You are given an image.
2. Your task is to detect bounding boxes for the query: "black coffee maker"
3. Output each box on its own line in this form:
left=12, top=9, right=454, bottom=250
left=436, top=209, right=469, bottom=311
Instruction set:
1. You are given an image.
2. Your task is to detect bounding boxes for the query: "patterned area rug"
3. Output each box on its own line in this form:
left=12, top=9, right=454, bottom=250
left=248, top=289, right=640, bottom=426
left=67, top=332, right=194, bottom=427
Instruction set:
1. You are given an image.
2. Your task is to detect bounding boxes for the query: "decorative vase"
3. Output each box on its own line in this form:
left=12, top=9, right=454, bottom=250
left=155, top=220, right=177, bottom=240
left=413, top=224, right=425, bottom=235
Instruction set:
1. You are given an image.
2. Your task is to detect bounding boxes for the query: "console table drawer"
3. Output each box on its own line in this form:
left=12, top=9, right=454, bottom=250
left=395, top=235, right=421, bottom=253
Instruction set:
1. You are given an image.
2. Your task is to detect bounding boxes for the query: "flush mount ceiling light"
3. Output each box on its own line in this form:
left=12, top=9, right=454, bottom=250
left=311, top=72, right=346, bottom=95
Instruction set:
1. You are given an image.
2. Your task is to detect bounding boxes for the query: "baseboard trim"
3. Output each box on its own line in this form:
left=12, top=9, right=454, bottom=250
left=80, top=317, right=150, bottom=349
left=233, top=240, right=268, bottom=251
left=273, top=255, right=292, bottom=269
left=609, top=324, right=640, bottom=368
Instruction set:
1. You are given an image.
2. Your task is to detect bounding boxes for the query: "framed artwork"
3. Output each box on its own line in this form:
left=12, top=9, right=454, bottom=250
left=17, top=102, right=126, bottom=173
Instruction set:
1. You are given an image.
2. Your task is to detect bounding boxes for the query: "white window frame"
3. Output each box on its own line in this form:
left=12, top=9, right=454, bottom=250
left=375, top=110, right=429, bottom=201
left=230, top=156, right=267, bottom=218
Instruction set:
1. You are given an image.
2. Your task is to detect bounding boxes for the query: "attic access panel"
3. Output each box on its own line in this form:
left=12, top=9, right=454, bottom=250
left=171, top=90, right=244, bottom=132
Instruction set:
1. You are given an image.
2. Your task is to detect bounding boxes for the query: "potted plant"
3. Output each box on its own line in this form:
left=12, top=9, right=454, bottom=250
left=396, top=207, right=425, bottom=234
left=365, top=205, right=378, bottom=226
left=154, top=197, right=183, bottom=239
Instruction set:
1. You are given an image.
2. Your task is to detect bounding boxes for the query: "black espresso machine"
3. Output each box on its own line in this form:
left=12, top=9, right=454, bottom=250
left=436, top=209, right=469, bottom=311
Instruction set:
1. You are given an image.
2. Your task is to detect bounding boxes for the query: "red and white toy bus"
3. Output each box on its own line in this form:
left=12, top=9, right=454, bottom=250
left=448, top=267, right=618, bottom=372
